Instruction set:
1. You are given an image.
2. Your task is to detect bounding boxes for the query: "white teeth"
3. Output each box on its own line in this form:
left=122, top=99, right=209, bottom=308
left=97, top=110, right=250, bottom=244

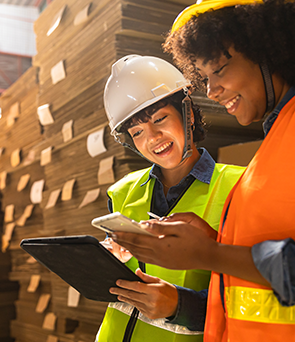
left=225, top=95, right=241, bottom=109
left=154, top=142, right=171, bottom=154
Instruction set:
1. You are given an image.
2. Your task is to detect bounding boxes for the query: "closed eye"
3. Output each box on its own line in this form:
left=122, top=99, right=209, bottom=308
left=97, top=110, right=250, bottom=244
left=154, top=115, right=167, bottom=124
left=131, top=129, right=142, bottom=138
left=213, top=64, right=227, bottom=75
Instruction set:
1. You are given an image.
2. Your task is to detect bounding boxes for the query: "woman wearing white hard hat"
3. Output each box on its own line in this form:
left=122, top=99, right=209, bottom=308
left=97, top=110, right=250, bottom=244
left=95, top=55, right=244, bottom=342
left=113, top=1, right=295, bottom=342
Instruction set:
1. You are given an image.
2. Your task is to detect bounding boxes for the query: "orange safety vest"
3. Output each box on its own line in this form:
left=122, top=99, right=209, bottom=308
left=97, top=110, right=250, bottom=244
left=205, top=95, right=295, bottom=342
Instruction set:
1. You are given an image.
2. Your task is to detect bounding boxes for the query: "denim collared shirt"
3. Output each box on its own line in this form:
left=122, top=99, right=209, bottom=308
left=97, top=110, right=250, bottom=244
left=252, top=85, right=295, bottom=306
left=142, top=147, right=214, bottom=217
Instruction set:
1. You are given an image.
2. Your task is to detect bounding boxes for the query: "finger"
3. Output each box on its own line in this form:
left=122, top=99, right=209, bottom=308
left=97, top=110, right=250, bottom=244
left=113, top=232, right=157, bottom=252
left=144, top=220, right=184, bottom=236
left=135, top=269, right=160, bottom=283
left=109, top=286, right=148, bottom=305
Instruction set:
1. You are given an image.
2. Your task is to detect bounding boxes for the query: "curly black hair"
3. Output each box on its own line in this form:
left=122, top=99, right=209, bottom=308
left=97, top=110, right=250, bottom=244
left=163, top=0, right=295, bottom=92
left=119, top=90, right=206, bottom=143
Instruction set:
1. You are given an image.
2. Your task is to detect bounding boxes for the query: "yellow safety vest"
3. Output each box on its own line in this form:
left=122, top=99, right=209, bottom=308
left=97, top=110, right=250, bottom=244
left=96, top=163, right=244, bottom=342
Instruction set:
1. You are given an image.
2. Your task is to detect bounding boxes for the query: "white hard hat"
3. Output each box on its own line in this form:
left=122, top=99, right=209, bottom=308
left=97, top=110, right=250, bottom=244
left=104, top=55, right=191, bottom=135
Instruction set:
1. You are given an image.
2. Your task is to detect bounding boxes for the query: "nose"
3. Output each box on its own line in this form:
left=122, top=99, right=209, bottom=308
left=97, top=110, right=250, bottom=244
left=206, top=76, right=224, bottom=101
left=146, top=122, right=162, bottom=144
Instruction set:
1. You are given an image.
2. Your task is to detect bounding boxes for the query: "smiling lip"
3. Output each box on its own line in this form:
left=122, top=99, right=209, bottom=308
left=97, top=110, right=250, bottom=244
left=153, top=142, right=172, bottom=154
left=223, top=95, right=241, bottom=111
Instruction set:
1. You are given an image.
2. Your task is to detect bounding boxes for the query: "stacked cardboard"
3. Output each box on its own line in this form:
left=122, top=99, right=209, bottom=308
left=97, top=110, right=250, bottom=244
left=0, top=0, right=194, bottom=341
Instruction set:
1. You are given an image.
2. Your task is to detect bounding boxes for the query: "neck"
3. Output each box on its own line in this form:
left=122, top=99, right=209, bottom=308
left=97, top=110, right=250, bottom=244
left=160, top=145, right=200, bottom=190
left=272, top=74, right=291, bottom=107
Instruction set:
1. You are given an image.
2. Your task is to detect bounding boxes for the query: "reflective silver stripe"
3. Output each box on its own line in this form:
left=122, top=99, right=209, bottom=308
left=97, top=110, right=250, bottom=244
left=226, top=286, right=295, bottom=324
left=108, top=302, right=203, bottom=335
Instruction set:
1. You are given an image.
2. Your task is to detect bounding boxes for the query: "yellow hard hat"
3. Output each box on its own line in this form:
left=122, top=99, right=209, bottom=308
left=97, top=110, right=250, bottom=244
left=171, top=0, right=263, bottom=33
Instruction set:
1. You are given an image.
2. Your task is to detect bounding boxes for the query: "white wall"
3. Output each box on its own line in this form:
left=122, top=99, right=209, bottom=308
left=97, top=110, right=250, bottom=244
left=0, top=4, right=39, bottom=57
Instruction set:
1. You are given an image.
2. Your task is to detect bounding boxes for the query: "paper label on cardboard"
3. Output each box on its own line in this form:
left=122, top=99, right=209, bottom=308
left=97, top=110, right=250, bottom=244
left=10, top=102, right=20, bottom=118
left=16, top=204, right=34, bottom=226
left=17, top=174, right=31, bottom=192
left=47, top=335, right=58, bottom=342
left=26, top=256, right=37, bottom=264
left=62, top=119, right=73, bottom=142
left=45, top=189, right=61, bottom=209
left=87, top=128, right=107, bottom=157
left=67, top=286, right=80, bottom=307
left=42, top=312, right=57, bottom=330
left=36, top=293, right=51, bottom=313
left=4, top=204, right=14, bottom=223
left=41, top=146, right=52, bottom=166
left=24, top=150, right=36, bottom=166
left=47, top=5, right=66, bottom=36
left=11, top=148, right=21, bottom=167
left=61, top=179, right=76, bottom=201
left=79, top=188, right=100, bottom=209
left=30, top=179, right=45, bottom=204
left=27, top=274, right=41, bottom=293
left=0, top=171, right=7, bottom=190
left=1, top=223, right=15, bottom=252
left=98, top=156, right=115, bottom=185
left=51, top=60, right=66, bottom=85
left=74, top=3, right=91, bottom=25
left=37, top=104, right=54, bottom=125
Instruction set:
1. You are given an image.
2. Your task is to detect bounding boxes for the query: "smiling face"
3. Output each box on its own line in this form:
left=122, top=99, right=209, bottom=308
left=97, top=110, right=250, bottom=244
left=128, top=104, right=190, bottom=169
left=195, top=47, right=267, bottom=126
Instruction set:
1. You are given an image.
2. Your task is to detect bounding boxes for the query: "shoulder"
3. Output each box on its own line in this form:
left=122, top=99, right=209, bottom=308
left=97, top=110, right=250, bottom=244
left=108, top=167, right=152, bottom=193
left=213, top=163, right=245, bottom=182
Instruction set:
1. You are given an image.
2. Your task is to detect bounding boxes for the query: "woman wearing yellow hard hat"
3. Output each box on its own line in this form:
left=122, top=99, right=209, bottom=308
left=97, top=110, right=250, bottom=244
left=113, top=1, right=295, bottom=341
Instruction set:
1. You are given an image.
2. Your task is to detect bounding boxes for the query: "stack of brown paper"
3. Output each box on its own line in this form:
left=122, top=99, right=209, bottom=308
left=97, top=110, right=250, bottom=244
left=0, top=0, right=198, bottom=341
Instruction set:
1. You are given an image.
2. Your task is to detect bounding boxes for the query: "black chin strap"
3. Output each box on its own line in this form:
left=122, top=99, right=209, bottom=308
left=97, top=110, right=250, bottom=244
left=260, top=62, right=275, bottom=114
left=181, top=88, right=193, bottom=161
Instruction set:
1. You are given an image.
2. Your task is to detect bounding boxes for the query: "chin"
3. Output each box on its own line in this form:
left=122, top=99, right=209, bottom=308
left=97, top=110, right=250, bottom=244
left=236, top=115, right=254, bottom=126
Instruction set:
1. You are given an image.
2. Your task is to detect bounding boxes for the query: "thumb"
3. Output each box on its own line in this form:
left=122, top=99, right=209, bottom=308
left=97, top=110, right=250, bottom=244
left=164, top=212, right=197, bottom=223
left=135, top=268, right=160, bottom=283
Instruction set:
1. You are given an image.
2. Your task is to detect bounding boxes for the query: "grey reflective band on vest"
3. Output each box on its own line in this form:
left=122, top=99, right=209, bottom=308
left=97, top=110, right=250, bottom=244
left=260, top=62, right=275, bottom=114
left=109, top=302, right=203, bottom=335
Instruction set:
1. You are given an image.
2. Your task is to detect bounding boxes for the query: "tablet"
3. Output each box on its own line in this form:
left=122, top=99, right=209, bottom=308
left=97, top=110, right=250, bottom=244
left=91, top=212, right=153, bottom=236
left=20, top=235, right=143, bottom=302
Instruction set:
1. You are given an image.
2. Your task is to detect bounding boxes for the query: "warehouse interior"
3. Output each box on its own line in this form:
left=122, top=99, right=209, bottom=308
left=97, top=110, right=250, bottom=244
left=0, top=0, right=265, bottom=341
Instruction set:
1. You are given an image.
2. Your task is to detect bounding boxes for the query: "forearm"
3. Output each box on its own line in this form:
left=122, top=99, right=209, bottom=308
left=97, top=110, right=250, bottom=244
left=203, top=242, right=270, bottom=287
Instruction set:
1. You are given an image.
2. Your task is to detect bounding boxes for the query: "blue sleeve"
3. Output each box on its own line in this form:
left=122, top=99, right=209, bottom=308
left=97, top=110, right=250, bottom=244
left=166, top=287, right=208, bottom=331
left=251, top=238, right=295, bottom=306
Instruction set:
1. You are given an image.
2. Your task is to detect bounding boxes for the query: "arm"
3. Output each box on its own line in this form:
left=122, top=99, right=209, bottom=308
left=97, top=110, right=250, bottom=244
left=113, top=213, right=270, bottom=286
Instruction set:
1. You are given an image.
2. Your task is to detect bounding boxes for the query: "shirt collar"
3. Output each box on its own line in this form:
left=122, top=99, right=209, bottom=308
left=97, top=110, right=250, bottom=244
left=263, top=85, right=295, bottom=136
left=141, top=147, right=215, bottom=186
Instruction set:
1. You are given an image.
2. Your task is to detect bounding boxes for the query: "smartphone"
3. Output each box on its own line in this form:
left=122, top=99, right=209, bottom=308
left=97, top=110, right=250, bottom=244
left=91, top=212, right=153, bottom=236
